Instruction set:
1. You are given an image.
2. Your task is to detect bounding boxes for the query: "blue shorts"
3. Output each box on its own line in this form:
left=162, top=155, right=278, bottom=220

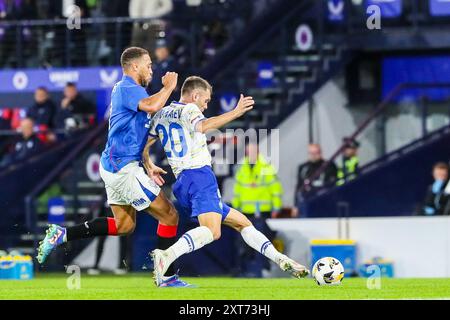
left=173, top=166, right=231, bottom=220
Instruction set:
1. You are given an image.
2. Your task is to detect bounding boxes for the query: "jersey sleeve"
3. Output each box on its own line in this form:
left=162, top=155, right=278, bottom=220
left=125, top=85, right=148, bottom=112
left=148, top=111, right=161, bottom=138
left=182, top=104, right=206, bottom=132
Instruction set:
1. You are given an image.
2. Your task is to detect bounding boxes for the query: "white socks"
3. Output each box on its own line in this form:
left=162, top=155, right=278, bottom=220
left=166, top=226, right=214, bottom=265
left=241, top=225, right=284, bottom=264
left=164, top=225, right=283, bottom=269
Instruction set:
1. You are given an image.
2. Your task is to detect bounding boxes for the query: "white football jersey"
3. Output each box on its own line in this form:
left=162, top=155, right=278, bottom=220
left=149, top=101, right=211, bottom=177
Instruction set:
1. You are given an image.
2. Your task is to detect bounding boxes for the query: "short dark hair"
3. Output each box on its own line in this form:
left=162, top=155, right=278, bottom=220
left=36, top=86, right=48, bottom=92
left=65, top=82, right=76, bottom=88
left=121, top=47, right=149, bottom=69
left=433, top=162, right=449, bottom=171
left=181, top=76, right=212, bottom=96
left=343, top=137, right=360, bottom=149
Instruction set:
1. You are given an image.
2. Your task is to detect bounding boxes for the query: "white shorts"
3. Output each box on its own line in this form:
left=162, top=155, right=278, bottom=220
left=99, top=161, right=160, bottom=211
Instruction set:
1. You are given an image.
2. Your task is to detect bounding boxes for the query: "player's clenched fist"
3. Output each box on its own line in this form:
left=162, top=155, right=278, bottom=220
left=162, top=72, right=178, bottom=91
left=234, top=94, right=255, bottom=117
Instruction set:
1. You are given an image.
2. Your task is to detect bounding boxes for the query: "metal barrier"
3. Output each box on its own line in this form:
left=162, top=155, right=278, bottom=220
left=301, top=82, right=450, bottom=195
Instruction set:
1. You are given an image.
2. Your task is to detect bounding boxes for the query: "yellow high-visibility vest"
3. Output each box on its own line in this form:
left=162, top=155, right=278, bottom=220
left=232, top=155, right=283, bottom=215
left=337, top=156, right=359, bottom=186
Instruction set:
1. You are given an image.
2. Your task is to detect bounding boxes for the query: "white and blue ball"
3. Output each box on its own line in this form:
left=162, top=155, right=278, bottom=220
left=312, top=257, right=345, bottom=286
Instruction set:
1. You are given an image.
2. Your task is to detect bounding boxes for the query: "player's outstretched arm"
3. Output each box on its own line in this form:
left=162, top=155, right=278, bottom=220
left=197, top=94, right=254, bottom=133
left=142, top=136, right=167, bottom=186
left=138, top=72, right=178, bottom=114
left=142, top=136, right=156, bottom=168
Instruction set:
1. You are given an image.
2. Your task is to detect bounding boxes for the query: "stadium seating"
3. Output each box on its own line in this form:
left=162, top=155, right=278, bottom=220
left=2, top=0, right=450, bottom=276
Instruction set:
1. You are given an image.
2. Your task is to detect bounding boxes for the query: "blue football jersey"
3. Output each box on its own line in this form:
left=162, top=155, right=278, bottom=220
left=101, top=75, right=151, bottom=173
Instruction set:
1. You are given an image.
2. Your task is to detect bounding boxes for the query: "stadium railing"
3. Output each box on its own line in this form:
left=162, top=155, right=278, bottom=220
left=305, top=83, right=450, bottom=188
left=199, top=0, right=351, bottom=131
left=0, top=1, right=263, bottom=70
left=0, top=16, right=195, bottom=68
left=299, top=82, right=450, bottom=217
left=199, top=0, right=450, bottom=133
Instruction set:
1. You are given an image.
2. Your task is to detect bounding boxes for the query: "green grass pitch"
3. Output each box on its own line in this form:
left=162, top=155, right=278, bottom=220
left=0, top=273, right=449, bottom=300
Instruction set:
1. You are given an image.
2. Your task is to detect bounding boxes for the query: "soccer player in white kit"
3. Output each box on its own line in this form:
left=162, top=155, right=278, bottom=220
left=37, top=47, right=191, bottom=287
left=144, top=76, right=309, bottom=286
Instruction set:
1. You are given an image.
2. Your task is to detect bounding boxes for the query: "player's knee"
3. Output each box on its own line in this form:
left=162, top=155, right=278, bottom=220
left=203, top=225, right=221, bottom=240
left=211, top=228, right=221, bottom=240
left=233, top=216, right=253, bottom=232
left=116, top=219, right=136, bottom=235
left=240, top=217, right=252, bottom=230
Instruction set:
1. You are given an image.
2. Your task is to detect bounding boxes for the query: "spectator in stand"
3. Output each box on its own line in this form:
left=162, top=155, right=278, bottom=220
left=99, top=0, right=131, bottom=65
left=63, top=82, right=95, bottom=115
left=54, top=82, right=96, bottom=129
left=43, top=0, right=90, bottom=66
left=0, top=0, right=37, bottom=67
left=422, top=162, right=450, bottom=216
left=296, top=143, right=337, bottom=194
left=44, top=0, right=91, bottom=18
left=53, top=103, right=75, bottom=132
left=295, top=143, right=337, bottom=215
left=147, top=39, right=180, bottom=96
left=0, top=118, right=42, bottom=168
left=337, top=138, right=360, bottom=186
left=27, top=87, right=56, bottom=128
left=129, top=0, right=173, bottom=55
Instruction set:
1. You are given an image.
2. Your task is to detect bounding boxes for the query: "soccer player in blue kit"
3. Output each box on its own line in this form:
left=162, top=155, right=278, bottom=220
left=37, top=47, right=191, bottom=287
left=144, top=76, right=310, bottom=286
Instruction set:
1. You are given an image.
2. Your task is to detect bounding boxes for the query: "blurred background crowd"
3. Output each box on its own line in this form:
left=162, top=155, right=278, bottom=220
left=1, top=0, right=450, bottom=278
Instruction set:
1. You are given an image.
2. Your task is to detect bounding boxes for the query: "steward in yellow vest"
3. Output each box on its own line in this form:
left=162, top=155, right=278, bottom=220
left=337, top=139, right=360, bottom=186
left=232, top=155, right=283, bottom=216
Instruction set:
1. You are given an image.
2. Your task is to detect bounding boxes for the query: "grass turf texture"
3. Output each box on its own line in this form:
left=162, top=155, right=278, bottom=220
left=0, top=274, right=449, bottom=300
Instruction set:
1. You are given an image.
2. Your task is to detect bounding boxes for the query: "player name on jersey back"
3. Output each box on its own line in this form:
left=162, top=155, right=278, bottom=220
left=159, top=107, right=183, bottom=120
left=150, top=102, right=212, bottom=177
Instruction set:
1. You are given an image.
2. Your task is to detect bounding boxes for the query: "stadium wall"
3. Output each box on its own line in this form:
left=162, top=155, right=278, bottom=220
left=259, top=78, right=356, bottom=206
left=267, top=216, right=450, bottom=278
left=262, top=75, right=448, bottom=207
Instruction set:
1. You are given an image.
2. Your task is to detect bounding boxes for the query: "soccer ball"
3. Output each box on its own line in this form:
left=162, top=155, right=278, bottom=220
left=312, top=257, right=345, bottom=286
